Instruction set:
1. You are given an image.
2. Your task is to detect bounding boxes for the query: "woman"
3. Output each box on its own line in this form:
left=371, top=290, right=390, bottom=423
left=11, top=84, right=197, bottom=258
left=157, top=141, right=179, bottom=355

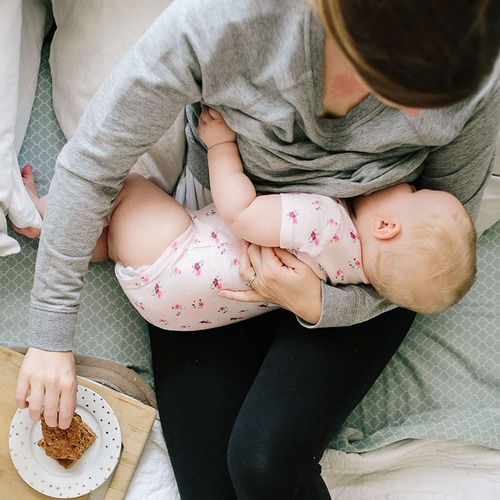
left=17, top=0, right=499, bottom=498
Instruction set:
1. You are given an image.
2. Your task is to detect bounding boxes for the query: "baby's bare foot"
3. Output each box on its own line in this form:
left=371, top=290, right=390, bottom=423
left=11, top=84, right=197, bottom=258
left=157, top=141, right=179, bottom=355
left=21, top=165, right=40, bottom=205
left=11, top=165, right=42, bottom=238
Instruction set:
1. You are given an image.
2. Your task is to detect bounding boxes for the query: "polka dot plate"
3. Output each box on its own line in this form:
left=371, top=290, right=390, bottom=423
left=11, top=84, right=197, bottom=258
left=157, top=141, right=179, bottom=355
left=9, top=385, right=122, bottom=498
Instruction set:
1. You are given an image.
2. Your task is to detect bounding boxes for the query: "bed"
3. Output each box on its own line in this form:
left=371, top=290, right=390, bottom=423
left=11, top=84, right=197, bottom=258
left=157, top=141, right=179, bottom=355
left=1, top=1, right=499, bottom=498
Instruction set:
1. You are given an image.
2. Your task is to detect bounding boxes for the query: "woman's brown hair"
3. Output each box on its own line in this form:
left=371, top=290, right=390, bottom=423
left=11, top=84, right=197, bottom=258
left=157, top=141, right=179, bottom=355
left=316, top=0, right=500, bottom=107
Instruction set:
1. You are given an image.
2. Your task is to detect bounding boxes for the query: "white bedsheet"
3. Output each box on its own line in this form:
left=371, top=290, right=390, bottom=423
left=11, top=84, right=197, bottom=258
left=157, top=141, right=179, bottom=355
left=322, top=437, right=500, bottom=499
left=125, top=417, right=180, bottom=500
left=113, top=418, right=500, bottom=500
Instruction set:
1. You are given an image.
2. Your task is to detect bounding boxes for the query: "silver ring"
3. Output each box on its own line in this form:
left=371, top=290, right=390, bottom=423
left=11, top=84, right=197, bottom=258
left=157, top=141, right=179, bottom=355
left=243, top=274, right=257, bottom=287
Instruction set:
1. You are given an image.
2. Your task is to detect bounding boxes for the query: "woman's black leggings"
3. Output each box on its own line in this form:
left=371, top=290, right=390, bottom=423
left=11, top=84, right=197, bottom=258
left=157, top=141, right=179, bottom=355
left=149, top=307, right=416, bottom=499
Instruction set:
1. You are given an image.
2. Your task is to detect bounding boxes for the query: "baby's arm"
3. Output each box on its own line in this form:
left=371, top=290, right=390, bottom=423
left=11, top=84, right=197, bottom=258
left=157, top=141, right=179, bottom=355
left=198, top=108, right=282, bottom=247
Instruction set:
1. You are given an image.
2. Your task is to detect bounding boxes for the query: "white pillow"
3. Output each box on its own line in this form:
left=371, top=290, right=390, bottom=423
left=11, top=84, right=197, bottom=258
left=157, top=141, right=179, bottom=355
left=50, top=0, right=185, bottom=195
left=0, top=0, right=49, bottom=256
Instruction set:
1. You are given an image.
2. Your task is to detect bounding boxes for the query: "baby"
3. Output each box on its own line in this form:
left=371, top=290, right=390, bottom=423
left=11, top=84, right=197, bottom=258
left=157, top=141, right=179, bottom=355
left=198, top=108, right=476, bottom=317
left=18, top=108, right=476, bottom=330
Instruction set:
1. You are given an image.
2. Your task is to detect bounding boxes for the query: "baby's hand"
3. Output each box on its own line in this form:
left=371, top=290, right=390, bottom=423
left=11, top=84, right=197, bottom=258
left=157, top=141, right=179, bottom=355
left=198, top=107, right=236, bottom=149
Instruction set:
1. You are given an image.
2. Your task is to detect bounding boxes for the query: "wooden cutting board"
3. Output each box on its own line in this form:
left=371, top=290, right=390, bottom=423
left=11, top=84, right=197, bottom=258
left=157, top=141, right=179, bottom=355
left=0, top=346, right=157, bottom=499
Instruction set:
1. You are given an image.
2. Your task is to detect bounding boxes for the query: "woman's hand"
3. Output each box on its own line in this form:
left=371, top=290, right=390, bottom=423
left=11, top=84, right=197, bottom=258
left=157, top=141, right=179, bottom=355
left=15, top=347, right=77, bottom=429
left=219, top=242, right=322, bottom=324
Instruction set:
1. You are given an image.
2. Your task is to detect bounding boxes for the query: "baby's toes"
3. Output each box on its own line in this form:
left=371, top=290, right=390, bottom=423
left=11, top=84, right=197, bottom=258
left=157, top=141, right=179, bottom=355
left=20, top=164, right=41, bottom=202
left=21, top=164, right=34, bottom=180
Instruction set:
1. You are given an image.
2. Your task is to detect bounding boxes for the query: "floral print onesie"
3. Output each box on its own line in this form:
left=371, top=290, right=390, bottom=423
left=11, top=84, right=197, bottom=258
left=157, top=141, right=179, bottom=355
left=115, top=192, right=368, bottom=331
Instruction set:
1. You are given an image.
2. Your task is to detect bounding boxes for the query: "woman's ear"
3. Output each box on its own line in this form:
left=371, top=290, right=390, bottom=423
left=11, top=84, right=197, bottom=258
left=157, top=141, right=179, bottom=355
left=369, top=216, right=401, bottom=240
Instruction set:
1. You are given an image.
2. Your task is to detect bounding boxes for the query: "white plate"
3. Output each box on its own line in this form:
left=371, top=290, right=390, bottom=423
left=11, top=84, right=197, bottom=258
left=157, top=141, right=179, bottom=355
left=9, top=385, right=121, bottom=498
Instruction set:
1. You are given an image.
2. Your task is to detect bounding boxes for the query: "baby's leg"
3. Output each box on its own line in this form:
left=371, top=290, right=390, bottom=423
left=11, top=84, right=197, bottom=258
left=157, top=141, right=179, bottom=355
left=107, top=173, right=191, bottom=269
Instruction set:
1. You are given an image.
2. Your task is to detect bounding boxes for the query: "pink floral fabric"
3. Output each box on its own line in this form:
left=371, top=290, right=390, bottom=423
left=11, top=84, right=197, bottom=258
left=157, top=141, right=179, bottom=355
left=116, top=195, right=367, bottom=331
left=116, top=204, right=277, bottom=331
left=280, top=193, right=368, bottom=286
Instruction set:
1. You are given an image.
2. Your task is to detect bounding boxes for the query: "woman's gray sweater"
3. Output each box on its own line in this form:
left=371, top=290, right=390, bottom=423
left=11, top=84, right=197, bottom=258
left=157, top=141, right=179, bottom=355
left=28, top=0, right=500, bottom=350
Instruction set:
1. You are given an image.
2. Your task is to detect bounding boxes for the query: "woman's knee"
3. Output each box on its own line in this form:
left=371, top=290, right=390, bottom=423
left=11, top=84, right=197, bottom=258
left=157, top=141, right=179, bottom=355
left=227, top=438, right=285, bottom=497
left=227, top=429, right=319, bottom=498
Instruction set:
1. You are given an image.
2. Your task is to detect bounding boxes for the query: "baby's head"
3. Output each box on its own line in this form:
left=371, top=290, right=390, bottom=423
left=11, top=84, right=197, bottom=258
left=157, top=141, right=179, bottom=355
left=353, top=184, right=477, bottom=314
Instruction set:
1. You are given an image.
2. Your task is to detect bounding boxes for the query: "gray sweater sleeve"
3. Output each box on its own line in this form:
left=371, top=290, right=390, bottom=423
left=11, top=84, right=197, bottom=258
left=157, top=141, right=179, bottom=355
left=298, top=283, right=396, bottom=329
left=418, top=79, right=500, bottom=221
left=28, top=1, right=203, bottom=350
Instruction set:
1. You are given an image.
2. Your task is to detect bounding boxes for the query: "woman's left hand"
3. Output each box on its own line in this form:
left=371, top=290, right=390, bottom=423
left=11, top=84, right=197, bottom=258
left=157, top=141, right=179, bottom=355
left=219, top=242, right=322, bottom=324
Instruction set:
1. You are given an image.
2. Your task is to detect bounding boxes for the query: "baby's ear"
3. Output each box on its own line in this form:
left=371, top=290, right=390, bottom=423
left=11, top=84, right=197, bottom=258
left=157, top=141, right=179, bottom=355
left=369, top=216, right=401, bottom=240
